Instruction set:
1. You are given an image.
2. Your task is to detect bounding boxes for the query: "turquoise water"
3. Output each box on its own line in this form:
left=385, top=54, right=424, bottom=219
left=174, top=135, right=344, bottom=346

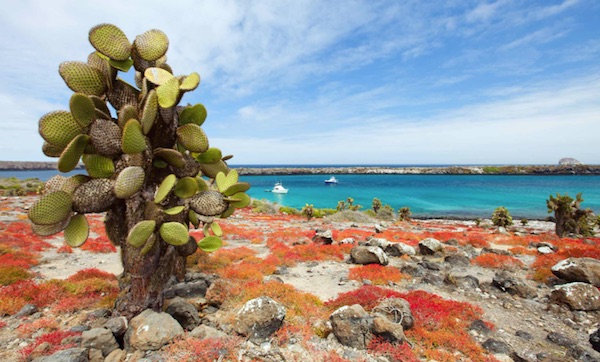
left=2, top=170, right=599, bottom=219
left=242, top=174, right=600, bottom=219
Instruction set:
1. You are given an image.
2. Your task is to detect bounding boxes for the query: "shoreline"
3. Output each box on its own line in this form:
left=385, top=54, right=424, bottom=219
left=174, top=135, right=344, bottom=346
left=1, top=161, right=600, bottom=175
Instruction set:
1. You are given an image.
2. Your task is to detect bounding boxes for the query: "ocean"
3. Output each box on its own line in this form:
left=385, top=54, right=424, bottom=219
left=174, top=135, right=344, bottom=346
left=2, top=168, right=599, bottom=220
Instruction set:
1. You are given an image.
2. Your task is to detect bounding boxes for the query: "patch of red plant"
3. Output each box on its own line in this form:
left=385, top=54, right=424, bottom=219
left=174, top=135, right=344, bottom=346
left=368, top=337, right=419, bottom=362
left=80, top=235, right=117, bottom=253
left=19, top=330, right=80, bottom=360
left=471, top=253, right=524, bottom=271
left=348, top=264, right=407, bottom=285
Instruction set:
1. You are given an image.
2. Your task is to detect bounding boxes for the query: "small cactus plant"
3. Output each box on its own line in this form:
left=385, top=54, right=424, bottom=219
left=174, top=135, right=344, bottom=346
left=301, top=203, right=315, bottom=220
left=398, top=206, right=411, bottom=221
left=28, top=24, right=250, bottom=318
left=547, top=193, right=595, bottom=237
left=491, top=206, right=513, bottom=228
left=371, top=197, right=382, bottom=214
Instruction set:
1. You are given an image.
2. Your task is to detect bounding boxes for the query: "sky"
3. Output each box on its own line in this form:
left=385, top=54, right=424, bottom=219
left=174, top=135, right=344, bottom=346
left=0, top=0, right=599, bottom=165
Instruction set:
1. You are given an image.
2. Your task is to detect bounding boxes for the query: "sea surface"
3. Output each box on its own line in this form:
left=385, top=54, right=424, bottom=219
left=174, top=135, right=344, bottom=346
left=2, top=169, right=599, bottom=219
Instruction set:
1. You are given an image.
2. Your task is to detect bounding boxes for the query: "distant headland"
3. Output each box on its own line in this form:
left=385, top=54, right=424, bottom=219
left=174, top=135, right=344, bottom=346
left=2, top=161, right=599, bottom=175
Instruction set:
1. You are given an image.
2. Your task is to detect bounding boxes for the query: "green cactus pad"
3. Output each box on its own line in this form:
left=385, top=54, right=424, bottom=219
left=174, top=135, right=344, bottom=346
left=109, top=58, right=133, bottom=72
left=179, top=104, right=207, bottom=126
left=223, top=182, right=251, bottom=196
left=134, top=29, right=169, bottom=61
left=159, top=222, right=189, bottom=246
left=95, top=108, right=111, bottom=120
left=195, top=177, right=209, bottom=192
left=229, top=192, right=251, bottom=208
left=118, top=105, right=138, bottom=129
left=154, top=174, right=177, bottom=204
left=58, top=134, right=89, bottom=173
left=83, top=154, right=115, bottom=178
left=153, top=159, right=168, bottom=168
left=87, top=51, right=115, bottom=84
left=61, top=175, right=90, bottom=195
left=90, top=95, right=111, bottom=116
left=164, top=205, right=185, bottom=215
left=140, top=233, right=156, bottom=255
left=59, top=61, right=107, bottom=96
left=173, top=177, right=198, bottom=199
left=122, top=119, right=146, bottom=154
left=89, top=119, right=122, bottom=158
left=64, top=214, right=90, bottom=247
left=144, top=67, right=174, bottom=85
left=176, top=124, right=209, bottom=153
left=39, top=111, right=83, bottom=149
left=127, top=220, right=156, bottom=247
left=114, top=166, right=145, bottom=199
left=195, top=148, right=222, bottom=164
left=188, top=210, right=200, bottom=228
left=89, top=23, right=131, bottom=61
left=156, top=77, right=179, bottom=108
left=220, top=204, right=236, bottom=218
left=198, top=235, right=222, bottom=252
left=108, top=79, right=140, bottom=111
left=199, top=160, right=228, bottom=179
left=140, top=90, right=158, bottom=134
left=42, top=142, right=64, bottom=157
left=153, top=148, right=185, bottom=168
left=215, top=170, right=239, bottom=193
left=189, top=190, right=228, bottom=216
left=28, top=191, right=73, bottom=225
left=69, top=93, right=96, bottom=128
left=179, top=72, right=200, bottom=91
left=210, top=222, right=223, bottom=237
left=31, top=216, right=71, bottom=236
left=72, top=178, right=116, bottom=214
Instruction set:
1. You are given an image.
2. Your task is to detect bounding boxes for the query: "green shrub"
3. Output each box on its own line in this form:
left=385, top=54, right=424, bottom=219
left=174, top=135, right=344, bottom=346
left=491, top=206, right=513, bottom=227
left=252, top=199, right=279, bottom=214
left=279, top=206, right=300, bottom=215
left=398, top=207, right=411, bottom=221
left=301, top=204, right=315, bottom=220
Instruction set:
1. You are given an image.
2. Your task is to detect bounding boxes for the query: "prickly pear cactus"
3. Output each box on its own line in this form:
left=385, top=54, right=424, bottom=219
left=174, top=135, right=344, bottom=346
left=29, top=24, right=250, bottom=317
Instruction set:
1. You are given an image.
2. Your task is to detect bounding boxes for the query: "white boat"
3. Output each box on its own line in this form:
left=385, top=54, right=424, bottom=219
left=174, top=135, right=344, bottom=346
left=271, top=182, right=288, bottom=194
left=324, top=176, right=338, bottom=184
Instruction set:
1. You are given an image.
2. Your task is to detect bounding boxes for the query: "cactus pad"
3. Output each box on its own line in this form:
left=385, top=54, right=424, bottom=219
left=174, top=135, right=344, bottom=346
left=28, top=191, right=73, bottom=225
left=90, top=119, right=122, bottom=158
left=210, top=222, right=223, bottom=237
left=59, top=61, right=107, bottom=96
left=140, top=90, right=158, bottom=134
left=159, top=222, right=189, bottom=246
left=198, top=235, right=222, bottom=252
left=195, top=148, right=222, bottom=164
left=64, top=214, right=90, bottom=247
left=108, top=79, right=139, bottom=111
left=179, top=104, right=207, bottom=126
left=44, top=175, right=67, bottom=194
left=58, top=134, right=89, bottom=173
left=83, top=154, right=115, bottom=178
left=72, top=178, right=116, bottom=214
left=153, top=148, right=185, bottom=168
left=140, top=233, right=156, bottom=255
left=199, top=160, right=228, bottom=179
left=69, top=93, right=96, bottom=128
left=144, top=67, right=174, bottom=86
left=89, top=23, right=131, bottom=61
left=215, top=170, right=238, bottom=193
left=108, top=58, right=133, bottom=72
left=134, top=29, right=169, bottom=61
left=61, top=175, right=90, bottom=195
left=42, top=142, right=64, bottom=157
left=90, top=95, right=111, bottom=116
left=176, top=123, right=209, bottom=153
left=156, top=77, right=179, bottom=108
left=228, top=192, right=251, bottom=208
left=163, top=205, right=185, bottom=215
left=127, top=220, right=156, bottom=247
left=114, top=166, right=145, bottom=199
left=189, top=190, right=228, bottom=216
left=173, top=177, right=198, bottom=199
left=223, top=182, right=251, bottom=196
left=39, top=111, right=83, bottom=149
left=179, top=72, right=200, bottom=91
left=122, top=119, right=146, bottom=154
left=31, top=216, right=71, bottom=236
left=154, top=174, right=177, bottom=204
left=118, top=104, right=138, bottom=129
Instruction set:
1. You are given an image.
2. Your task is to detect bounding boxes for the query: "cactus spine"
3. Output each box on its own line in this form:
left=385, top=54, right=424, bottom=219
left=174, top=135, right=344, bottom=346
left=28, top=24, right=250, bottom=318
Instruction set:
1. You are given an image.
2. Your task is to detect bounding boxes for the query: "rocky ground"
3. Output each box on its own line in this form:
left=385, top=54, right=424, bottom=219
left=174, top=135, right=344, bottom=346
left=0, top=196, right=599, bottom=361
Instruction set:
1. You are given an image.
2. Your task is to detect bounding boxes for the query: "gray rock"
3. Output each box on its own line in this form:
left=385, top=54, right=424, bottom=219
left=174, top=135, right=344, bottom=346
left=15, top=303, right=38, bottom=317
left=234, top=296, right=286, bottom=343
left=31, top=348, right=89, bottom=362
left=81, top=328, right=119, bottom=357
left=546, top=331, right=576, bottom=348
left=515, top=330, right=533, bottom=340
left=313, top=229, right=334, bottom=244
left=163, top=280, right=208, bottom=298
left=445, top=273, right=480, bottom=289
left=551, top=257, right=600, bottom=287
left=373, top=298, right=414, bottom=330
left=469, top=320, right=492, bottom=335
left=165, top=299, right=200, bottom=331
left=492, top=271, right=537, bottom=299
left=329, top=304, right=373, bottom=349
left=372, top=314, right=405, bottom=343
left=401, top=264, right=425, bottom=277
left=482, top=338, right=511, bottom=354
left=105, top=316, right=128, bottom=338
left=590, top=328, right=600, bottom=352
left=418, top=238, right=442, bottom=255
left=550, top=282, right=600, bottom=311
left=421, top=272, right=444, bottom=286
left=104, top=349, right=126, bottom=362
left=384, top=242, right=416, bottom=257
left=558, top=157, right=582, bottom=165
left=350, top=246, right=389, bottom=265
left=126, top=309, right=185, bottom=351
left=444, top=254, right=471, bottom=267
left=190, top=324, right=228, bottom=339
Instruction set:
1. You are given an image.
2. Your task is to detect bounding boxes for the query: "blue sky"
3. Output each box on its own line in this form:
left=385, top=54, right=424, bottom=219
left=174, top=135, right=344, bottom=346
left=0, top=0, right=599, bottom=165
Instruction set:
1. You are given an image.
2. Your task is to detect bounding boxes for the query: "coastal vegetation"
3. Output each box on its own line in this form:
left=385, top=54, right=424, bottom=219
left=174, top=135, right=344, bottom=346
left=547, top=193, right=596, bottom=238
left=491, top=206, right=513, bottom=228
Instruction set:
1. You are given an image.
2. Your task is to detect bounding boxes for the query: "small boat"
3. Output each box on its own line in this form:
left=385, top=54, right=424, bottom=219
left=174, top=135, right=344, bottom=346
left=324, top=176, right=338, bottom=184
left=270, top=182, right=288, bottom=194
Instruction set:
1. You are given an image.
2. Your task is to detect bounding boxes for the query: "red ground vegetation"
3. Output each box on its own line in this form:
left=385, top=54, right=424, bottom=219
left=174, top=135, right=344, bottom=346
left=348, top=264, right=407, bottom=285
left=471, top=253, right=525, bottom=271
